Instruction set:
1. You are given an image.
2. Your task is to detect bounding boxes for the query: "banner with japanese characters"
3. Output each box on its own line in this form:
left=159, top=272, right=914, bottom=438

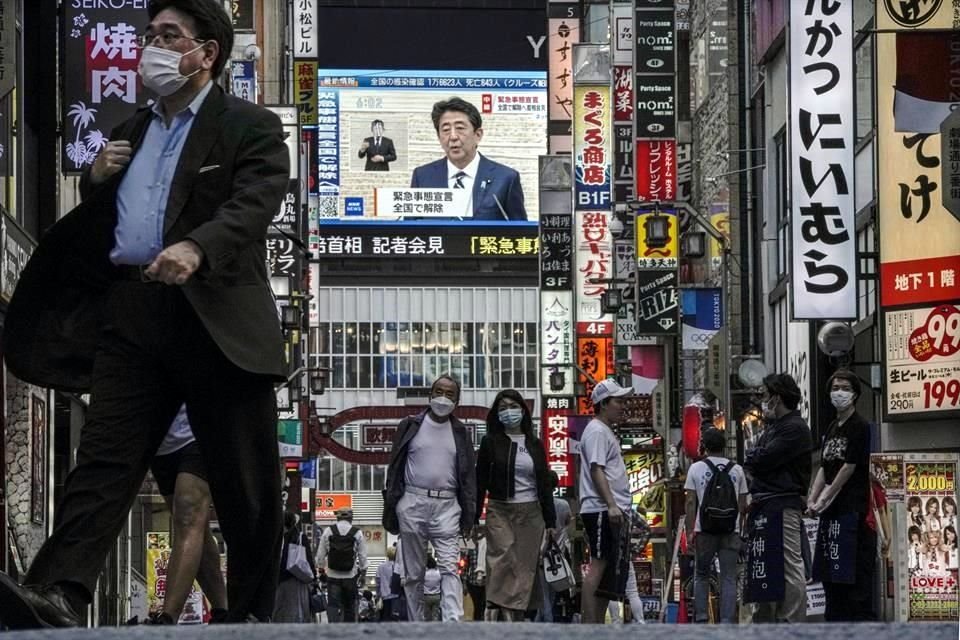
left=294, top=0, right=317, bottom=58
left=884, top=304, right=960, bottom=418
left=576, top=329, right=614, bottom=414
left=146, top=532, right=205, bottom=624
left=902, top=458, right=959, bottom=621
left=878, top=5, right=960, bottom=309
left=541, top=290, right=575, bottom=397
left=543, top=397, right=576, bottom=490
left=573, top=85, right=613, bottom=211
left=575, top=211, right=614, bottom=323
left=548, top=8, right=580, bottom=123
left=789, top=0, right=856, bottom=319
left=624, top=451, right=666, bottom=528
left=61, top=5, right=153, bottom=173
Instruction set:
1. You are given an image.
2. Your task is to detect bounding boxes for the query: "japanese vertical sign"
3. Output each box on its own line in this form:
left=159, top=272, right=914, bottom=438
left=293, top=0, right=317, bottom=58
left=0, top=0, right=16, bottom=99
left=634, top=206, right=680, bottom=335
left=62, top=5, right=151, bottom=173
left=547, top=3, right=580, bottom=153
left=576, top=328, right=614, bottom=414
left=295, top=61, right=318, bottom=125
left=789, top=0, right=855, bottom=319
left=541, top=290, right=575, bottom=397
left=543, top=397, right=575, bottom=490
left=540, top=213, right=574, bottom=291
left=146, top=532, right=205, bottom=624
left=573, top=85, right=612, bottom=211
left=877, top=2, right=960, bottom=420
left=902, top=457, right=959, bottom=622
left=634, top=0, right=676, bottom=139
left=230, top=60, right=257, bottom=103
left=575, top=212, right=614, bottom=323
left=635, top=139, right=676, bottom=201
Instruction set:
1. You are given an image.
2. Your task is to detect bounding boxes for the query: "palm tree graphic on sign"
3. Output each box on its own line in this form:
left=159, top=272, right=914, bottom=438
left=66, top=102, right=106, bottom=168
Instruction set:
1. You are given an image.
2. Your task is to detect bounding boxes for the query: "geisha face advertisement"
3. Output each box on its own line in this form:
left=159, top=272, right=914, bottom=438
left=904, top=461, right=958, bottom=621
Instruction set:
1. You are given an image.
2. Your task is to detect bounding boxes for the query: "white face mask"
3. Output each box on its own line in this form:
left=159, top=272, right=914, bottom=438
left=498, top=407, right=523, bottom=428
left=138, top=44, right=205, bottom=96
left=831, top=390, right=854, bottom=410
left=429, top=396, right=455, bottom=418
left=761, top=397, right=777, bottom=419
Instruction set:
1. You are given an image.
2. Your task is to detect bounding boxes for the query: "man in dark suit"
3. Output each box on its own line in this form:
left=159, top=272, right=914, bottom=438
left=358, top=119, right=397, bottom=171
left=410, top=98, right=526, bottom=221
left=0, top=0, right=287, bottom=627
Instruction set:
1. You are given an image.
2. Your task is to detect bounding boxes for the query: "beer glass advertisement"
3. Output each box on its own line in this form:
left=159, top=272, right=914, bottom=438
left=313, top=69, right=546, bottom=225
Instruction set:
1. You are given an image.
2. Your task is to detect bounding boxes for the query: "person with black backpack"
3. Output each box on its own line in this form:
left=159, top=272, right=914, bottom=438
left=684, top=428, right=748, bottom=623
left=315, top=508, right=368, bottom=622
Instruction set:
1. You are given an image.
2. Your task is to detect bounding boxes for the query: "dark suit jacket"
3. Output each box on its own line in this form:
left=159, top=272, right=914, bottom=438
left=358, top=136, right=396, bottom=171
left=409, top=154, right=526, bottom=220
left=2, top=84, right=289, bottom=392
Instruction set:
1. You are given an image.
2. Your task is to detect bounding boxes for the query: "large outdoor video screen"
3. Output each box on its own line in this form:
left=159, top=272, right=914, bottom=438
left=314, top=69, right=547, bottom=225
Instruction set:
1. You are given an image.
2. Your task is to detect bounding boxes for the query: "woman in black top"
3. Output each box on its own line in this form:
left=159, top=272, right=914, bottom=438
left=475, top=389, right=556, bottom=621
left=807, top=370, right=876, bottom=621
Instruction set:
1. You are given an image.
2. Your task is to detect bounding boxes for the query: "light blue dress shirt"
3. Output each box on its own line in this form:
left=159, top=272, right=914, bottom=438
left=111, top=81, right=213, bottom=266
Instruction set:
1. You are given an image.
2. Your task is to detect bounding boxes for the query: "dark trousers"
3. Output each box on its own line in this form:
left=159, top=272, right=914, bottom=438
left=467, top=583, right=486, bottom=621
left=327, top=577, right=358, bottom=622
left=24, top=281, right=282, bottom=622
left=823, top=513, right=877, bottom=622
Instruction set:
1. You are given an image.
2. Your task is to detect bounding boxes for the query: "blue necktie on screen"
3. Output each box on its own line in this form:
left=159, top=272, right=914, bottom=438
left=452, top=171, right=466, bottom=189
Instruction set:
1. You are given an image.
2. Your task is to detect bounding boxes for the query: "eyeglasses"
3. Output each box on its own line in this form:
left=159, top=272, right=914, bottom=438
left=136, top=31, right=206, bottom=48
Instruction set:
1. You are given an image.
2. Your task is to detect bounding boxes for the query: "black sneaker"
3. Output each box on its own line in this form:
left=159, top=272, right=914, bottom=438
left=209, top=608, right=228, bottom=624
left=143, top=611, right=175, bottom=625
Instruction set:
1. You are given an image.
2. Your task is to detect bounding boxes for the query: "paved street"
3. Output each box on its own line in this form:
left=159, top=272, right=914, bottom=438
left=1, top=623, right=957, bottom=639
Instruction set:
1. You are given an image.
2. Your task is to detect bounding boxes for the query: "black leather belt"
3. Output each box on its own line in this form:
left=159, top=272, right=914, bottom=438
left=116, top=265, right=158, bottom=282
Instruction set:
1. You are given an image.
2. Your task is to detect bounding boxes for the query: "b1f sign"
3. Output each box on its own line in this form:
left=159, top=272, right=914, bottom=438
left=573, top=85, right=612, bottom=211
left=789, top=0, right=856, bottom=319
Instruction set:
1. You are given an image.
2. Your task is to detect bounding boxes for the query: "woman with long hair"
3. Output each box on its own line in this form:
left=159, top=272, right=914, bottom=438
left=475, top=389, right=556, bottom=621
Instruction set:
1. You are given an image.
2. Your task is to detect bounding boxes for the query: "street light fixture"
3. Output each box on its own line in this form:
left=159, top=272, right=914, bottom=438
left=681, top=231, right=707, bottom=258
left=309, top=370, right=326, bottom=395
left=601, top=288, right=623, bottom=314
left=281, top=304, right=301, bottom=331
left=643, top=203, right=670, bottom=249
left=549, top=370, right=566, bottom=392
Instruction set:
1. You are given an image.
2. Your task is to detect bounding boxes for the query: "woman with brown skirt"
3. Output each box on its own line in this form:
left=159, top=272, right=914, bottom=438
left=475, top=389, right=556, bottom=621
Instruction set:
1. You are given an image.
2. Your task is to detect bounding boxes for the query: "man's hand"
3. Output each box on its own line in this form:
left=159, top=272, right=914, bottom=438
left=360, top=140, right=369, bottom=151
left=90, top=140, right=132, bottom=185
left=607, top=505, right=623, bottom=526
left=372, top=154, right=385, bottom=163
left=145, top=240, right=204, bottom=285
left=545, top=528, right=556, bottom=543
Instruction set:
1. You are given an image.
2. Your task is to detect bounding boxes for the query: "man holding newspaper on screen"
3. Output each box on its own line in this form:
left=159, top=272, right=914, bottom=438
left=410, top=97, right=527, bottom=221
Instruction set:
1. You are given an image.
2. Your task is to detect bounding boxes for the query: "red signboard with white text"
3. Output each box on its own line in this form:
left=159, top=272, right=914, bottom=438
left=635, top=139, right=676, bottom=202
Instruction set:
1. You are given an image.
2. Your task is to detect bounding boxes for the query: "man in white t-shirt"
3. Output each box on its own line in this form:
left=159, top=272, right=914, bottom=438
left=146, top=405, right=226, bottom=624
left=683, top=427, right=748, bottom=624
left=578, top=379, right=634, bottom=623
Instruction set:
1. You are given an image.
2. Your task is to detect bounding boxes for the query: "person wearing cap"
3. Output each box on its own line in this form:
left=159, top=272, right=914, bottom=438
left=381, top=375, right=477, bottom=621
left=578, top=378, right=634, bottom=624
left=743, top=372, right=813, bottom=623
left=316, top=507, right=367, bottom=622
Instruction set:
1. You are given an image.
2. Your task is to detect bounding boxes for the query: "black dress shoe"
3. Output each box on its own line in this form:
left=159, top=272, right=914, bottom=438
left=0, top=573, right=81, bottom=629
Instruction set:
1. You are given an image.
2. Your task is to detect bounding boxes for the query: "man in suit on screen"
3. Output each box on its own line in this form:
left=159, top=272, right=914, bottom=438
left=358, top=119, right=397, bottom=171
left=410, top=97, right=526, bottom=221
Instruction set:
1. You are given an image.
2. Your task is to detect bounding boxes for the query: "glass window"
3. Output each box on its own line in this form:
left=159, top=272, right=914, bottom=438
left=332, top=323, right=345, bottom=353
left=526, top=356, right=538, bottom=388
left=373, top=465, right=386, bottom=492
left=412, top=322, right=425, bottom=353
left=855, top=38, right=874, bottom=144
left=345, top=323, right=358, bottom=354
left=358, top=356, right=372, bottom=389
left=500, top=323, right=513, bottom=355
left=359, top=323, right=372, bottom=354
left=331, top=457, right=346, bottom=491
left=317, top=457, right=331, bottom=491
left=372, top=323, right=384, bottom=354
left=332, top=356, right=345, bottom=387
left=461, top=322, right=474, bottom=355
left=526, top=322, right=537, bottom=354
left=360, top=465, right=373, bottom=491
left=398, top=322, right=411, bottom=354
left=412, top=355, right=425, bottom=387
